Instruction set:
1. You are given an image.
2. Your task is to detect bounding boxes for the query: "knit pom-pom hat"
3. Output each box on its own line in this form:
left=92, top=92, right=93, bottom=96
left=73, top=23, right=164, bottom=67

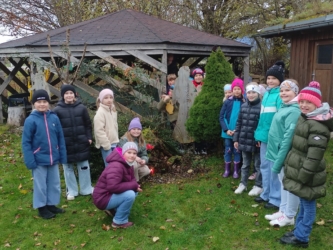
left=192, top=68, right=204, bottom=77
left=122, top=142, right=138, bottom=155
left=231, top=78, right=244, bottom=94
left=298, top=81, right=322, bottom=108
left=98, top=89, right=114, bottom=102
left=266, top=61, right=285, bottom=84
left=128, top=117, right=142, bottom=131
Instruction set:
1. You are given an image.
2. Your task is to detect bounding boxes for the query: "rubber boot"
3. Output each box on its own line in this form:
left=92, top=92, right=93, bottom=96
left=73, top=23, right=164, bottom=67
left=233, top=162, right=241, bottom=179
left=222, top=162, right=231, bottom=177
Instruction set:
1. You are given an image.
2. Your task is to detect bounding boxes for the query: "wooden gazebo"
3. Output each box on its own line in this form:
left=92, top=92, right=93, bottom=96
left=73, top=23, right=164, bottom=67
left=0, top=9, right=251, bottom=123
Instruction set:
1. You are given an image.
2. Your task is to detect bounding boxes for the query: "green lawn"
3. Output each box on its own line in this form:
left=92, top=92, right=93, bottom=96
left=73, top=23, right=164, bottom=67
left=0, top=125, right=332, bottom=249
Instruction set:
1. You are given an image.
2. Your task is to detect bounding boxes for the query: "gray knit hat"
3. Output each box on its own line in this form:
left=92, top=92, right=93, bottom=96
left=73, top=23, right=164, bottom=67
left=122, top=142, right=138, bottom=155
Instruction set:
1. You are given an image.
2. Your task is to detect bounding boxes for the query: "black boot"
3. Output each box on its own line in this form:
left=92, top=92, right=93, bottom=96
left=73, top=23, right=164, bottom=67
left=46, top=205, right=65, bottom=214
left=38, top=206, right=56, bottom=219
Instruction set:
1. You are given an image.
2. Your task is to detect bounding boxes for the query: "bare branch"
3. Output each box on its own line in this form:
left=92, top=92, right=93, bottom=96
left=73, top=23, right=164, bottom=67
left=65, top=29, right=71, bottom=83
left=69, top=43, right=87, bottom=85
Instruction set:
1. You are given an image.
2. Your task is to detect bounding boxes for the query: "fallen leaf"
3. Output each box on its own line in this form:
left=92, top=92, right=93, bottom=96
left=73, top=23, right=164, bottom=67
left=102, top=224, right=110, bottom=231
left=196, top=190, right=200, bottom=193
left=230, top=200, right=236, bottom=204
left=205, top=208, right=211, bottom=211
left=172, top=225, right=176, bottom=228
left=153, top=237, right=160, bottom=242
left=217, top=183, right=221, bottom=188
left=316, top=219, right=325, bottom=225
left=160, top=226, right=166, bottom=230
left=118, top=237, right=123, bottom=242
left=33, top=232, right=38, bottom=236
left=4, top=243, right=10, bottom=247
left=187, top=169, right=193, bottom=174
left=166, top=219, right=173, bottom=222
left=252, top=230, right=258, bottom=232
left=35, top=243, right=41, bottom=246
left=317, top=203, right=323, bottom=208
left=251, top=204, right=259, bottom=208
left=253, top=213, right=258, bottom=217
left=86, top=229, right=92, bottom=233
left=18, top=183, right=22, bottom=189
left=62, top=205, right=68, bottom=208
left=81, top=243, right=86, bottom=247
left=70, top=224, right=75, bottom=228
left=20, top=190, right=29, bottom=194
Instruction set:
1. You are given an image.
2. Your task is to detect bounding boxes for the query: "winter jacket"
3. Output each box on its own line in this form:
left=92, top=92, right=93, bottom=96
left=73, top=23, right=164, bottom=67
left=283, top=104, right=333, bottom=200
left=233, top=97, right=261, bottom=152
left=92, top=148, right=139, bottom=210
left=117, top=136, right=149, bottom=163
left=53, top=99, right=92, bottom=163
left=219, top=96, right=244, bottom=139
left=254, top=87, right=282, bottom=143
left=157, top=97, right=179, bottom=123
left=22, top=110, right=67, bottom=169
left=93, top=103, right=119, bottom=150
left=266, top=101, right=300, bottom=173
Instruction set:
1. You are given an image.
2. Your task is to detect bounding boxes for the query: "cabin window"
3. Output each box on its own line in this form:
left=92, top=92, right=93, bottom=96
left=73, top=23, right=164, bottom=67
left=317, top=44, right=333, bottom=64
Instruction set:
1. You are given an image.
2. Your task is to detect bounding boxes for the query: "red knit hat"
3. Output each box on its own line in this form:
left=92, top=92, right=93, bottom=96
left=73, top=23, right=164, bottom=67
left=231, top=78, right=244, bottom=94
left=298, top=81, right=322, bottom=108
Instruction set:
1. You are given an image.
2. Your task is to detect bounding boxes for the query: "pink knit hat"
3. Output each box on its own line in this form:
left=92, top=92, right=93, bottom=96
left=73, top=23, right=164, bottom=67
left=298, top=81, right=322, bottom=108
left=99, top=89, right=114, bottom=102
left=231, top=78, right=244, bottom=94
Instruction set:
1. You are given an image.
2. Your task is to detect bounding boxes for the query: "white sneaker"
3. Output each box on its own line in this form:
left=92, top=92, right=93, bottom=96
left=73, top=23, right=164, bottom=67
left=248, top=186, right=263, bottom=196
left=234, top=183, right=247, bottom=194
left=265, top=211, right=283, bottom=220
left=269, top=215, right=295, bottom=227
left=67, top=195, right=75, bottom=201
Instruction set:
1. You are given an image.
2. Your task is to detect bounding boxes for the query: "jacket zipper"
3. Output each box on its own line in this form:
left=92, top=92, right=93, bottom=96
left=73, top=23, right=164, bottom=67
left=44, top=113, right=53, bottom=165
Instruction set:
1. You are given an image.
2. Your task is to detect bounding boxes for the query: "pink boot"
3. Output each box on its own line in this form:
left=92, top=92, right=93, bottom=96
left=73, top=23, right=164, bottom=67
left=222, top=162, right=231, bottom=177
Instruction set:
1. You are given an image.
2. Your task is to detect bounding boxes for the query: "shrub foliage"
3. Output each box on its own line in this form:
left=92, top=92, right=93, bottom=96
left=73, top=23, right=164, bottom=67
left=185, top=48, right=235, bottom=141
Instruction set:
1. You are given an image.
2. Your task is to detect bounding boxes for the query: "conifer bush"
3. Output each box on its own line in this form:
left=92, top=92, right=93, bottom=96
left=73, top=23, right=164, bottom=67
left=185, top=48, right=235, bottom=141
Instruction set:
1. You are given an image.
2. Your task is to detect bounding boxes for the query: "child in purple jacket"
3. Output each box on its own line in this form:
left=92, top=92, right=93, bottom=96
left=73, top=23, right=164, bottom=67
left=92, top=142, right=142, bottom=228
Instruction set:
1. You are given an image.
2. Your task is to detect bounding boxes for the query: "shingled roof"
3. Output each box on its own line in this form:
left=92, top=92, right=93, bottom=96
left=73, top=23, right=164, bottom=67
left=0, top=9, right=249, bottom=49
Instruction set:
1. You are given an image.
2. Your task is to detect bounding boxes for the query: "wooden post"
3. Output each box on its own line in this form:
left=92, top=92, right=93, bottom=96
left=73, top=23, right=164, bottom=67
left=0, top=95, right=3, bottom=124
left=30, top=61, right=51, bottom=96
left=243, top=56, right=250, bottom=85
left=172, top=66, right=196, bottom=143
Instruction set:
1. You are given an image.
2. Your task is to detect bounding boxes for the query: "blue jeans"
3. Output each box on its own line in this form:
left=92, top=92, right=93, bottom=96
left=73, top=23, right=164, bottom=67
left=32, top=164, right=61, bottom=209
left=224, top=138, right=241, bottom=163
left=101, top=146, right=115, bottom=167
left=294, top=198, right=316, bottom=243
left=240, top=151, right=261, bottom=187
left=63, top=160, right=93, bottom=196
left=106, top=190, right=137, bottom=224
left=259, top=143, right=272, bottom=201
left=278, top=167, right=299, bottom=218
left=268, top=160, right=281, bottom=207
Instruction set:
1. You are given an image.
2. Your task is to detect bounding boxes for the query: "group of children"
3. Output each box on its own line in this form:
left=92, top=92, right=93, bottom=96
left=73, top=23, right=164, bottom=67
left=22, top=62, right=332, bottom=243
left=219, top=61, right=332, bottom=248
left=22, top=85, right=150, bottom=228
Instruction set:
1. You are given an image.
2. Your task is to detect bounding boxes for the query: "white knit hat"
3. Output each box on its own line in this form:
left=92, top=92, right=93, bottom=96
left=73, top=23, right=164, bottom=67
left=122, top=142, right=138, bottom=155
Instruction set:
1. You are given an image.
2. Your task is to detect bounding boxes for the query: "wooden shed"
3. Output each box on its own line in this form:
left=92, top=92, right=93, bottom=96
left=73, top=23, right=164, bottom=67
left=0, top=9, right=251, bottom=123
left=255, top=14, right=333, bottom=105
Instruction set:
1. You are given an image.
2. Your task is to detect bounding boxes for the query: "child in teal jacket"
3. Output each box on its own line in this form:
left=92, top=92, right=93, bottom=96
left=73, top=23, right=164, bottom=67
left=264, top=79, right=301, bottom=227
left=254, top=61, right=284, bottom=209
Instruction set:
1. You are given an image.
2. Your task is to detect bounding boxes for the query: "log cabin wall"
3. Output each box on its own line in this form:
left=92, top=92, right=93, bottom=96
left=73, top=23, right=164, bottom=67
left=289, top=27, right=333, bottom=105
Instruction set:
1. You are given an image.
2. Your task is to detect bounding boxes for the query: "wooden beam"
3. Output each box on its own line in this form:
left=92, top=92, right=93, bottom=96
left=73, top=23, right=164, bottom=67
left=125, top=50, right=167, bottom=73
left=179, top=56, right=190, bottom=66
left=90, top=51, right=163, bottom=90
left=0, top=59, right=26, bottom=94
left=0, top=76, right=19, bottom=94
left=48, top=84, right=61, bottom=97
left=0, top=61, right=29, bottom=92
left=8, top=58, right=29, bottom=77
left=52, top=52, right=158, bottom=107
left=188, top=57, right=205, bottom=68
left=243, top=56, right=250, bottom=85
left=73, top=80, right=142, bottom=118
